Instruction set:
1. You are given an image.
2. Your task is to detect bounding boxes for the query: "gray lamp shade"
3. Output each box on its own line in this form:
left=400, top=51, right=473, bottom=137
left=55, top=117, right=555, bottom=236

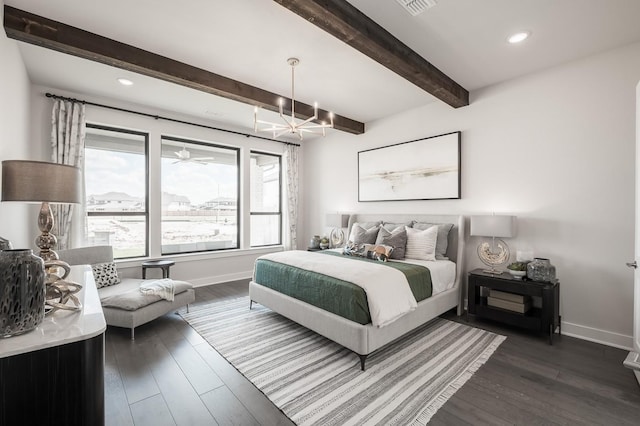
left=326, top=213, right=349, bottom=228
left=470, top=215, right=516, bottom=238
left=1, top=160, right=82, bottom=204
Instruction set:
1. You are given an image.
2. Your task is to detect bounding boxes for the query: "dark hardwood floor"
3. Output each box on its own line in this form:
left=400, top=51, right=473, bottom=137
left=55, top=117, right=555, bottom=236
left=105, top=280, right=640, bottom=425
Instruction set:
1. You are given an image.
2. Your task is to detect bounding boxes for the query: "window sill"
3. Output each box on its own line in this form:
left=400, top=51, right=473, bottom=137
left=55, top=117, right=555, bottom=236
left=115, top=245, right=284, bottom=269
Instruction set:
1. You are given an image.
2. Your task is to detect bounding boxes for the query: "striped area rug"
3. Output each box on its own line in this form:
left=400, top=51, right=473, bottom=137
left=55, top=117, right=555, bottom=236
left=180, top=297, right=505, bottom=425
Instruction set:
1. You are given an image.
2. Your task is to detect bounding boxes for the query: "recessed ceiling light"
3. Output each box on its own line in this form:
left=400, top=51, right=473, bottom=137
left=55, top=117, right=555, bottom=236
left=117, top=78, right=134, bottom=86
left=508, top=31, right=530, bottom=44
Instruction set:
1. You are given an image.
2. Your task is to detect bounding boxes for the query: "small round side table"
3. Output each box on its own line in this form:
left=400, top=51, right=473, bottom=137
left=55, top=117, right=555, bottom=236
left=142, top=260, right=175, bottom=279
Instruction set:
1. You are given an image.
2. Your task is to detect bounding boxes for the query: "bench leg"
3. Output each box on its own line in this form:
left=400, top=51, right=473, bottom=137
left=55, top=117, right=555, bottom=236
left=359, top=354, right=368, bottom=371
left=131, top=328, right=135, bottom=341
left=186, top=304, right=190, bottom=313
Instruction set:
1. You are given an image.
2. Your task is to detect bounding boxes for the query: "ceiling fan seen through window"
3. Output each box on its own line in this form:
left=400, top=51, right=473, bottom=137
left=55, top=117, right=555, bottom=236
left=172, top=145, right=214, bottom=165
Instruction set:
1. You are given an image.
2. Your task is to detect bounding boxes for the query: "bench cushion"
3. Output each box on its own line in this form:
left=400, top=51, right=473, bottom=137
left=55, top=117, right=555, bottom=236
left=99, top=278, right=193, bottom=311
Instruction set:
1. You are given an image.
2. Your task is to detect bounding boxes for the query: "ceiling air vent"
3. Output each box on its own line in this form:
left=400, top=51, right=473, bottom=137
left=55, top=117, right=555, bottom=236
left=395, top=0, right=437, bottom=16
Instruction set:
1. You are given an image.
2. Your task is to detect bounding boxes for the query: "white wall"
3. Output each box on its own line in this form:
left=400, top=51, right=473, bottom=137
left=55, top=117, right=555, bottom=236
left=304, top=41, right=640, bottom=349
left=0, top=3, right=38, bottom=249
left=29, top=85, right=292, bottom=286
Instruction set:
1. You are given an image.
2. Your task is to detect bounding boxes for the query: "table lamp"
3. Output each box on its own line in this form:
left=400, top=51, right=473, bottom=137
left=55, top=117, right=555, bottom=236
left=326, top=213, right=349, bottom=248
left=1, top=160, right=82, bottom=261
left=470, top=214, right=516, bottom=274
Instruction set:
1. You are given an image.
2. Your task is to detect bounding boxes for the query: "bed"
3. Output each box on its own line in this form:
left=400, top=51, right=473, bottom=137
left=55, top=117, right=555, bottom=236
left=249, top=214, right=465, bottom=370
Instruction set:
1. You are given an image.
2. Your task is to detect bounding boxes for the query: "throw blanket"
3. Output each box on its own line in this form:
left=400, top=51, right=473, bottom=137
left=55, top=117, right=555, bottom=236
left=257, top=251, right=417, bottom=327
left=140, top=278, right=175, bottom=302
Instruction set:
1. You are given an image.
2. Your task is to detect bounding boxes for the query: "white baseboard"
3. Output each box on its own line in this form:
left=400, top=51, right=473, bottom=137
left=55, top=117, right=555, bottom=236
left=189, top=270, right=253, bottom=288
left=561, top=320, right=633, bottom=351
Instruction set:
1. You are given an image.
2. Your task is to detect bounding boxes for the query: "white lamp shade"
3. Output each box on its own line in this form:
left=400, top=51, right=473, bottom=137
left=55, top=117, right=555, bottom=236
left=470, top=215, right=516, bottom=238
left=326, top=213, right=349, bottom=228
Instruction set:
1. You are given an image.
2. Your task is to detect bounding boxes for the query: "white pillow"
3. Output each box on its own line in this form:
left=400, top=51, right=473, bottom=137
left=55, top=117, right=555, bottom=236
left=404, top=226, right=438, bottom=261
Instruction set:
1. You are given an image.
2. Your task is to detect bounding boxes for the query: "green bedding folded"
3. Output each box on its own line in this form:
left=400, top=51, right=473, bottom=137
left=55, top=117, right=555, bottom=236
left=253, top=251, right=432, bottom=324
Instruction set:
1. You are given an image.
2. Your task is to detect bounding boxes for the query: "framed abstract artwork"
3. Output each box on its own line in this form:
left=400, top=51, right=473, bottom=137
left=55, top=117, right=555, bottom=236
left=358, top=131, right=461, bottom=201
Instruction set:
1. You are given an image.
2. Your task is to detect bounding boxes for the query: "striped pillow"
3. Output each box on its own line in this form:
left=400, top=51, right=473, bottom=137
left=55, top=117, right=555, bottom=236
left=404, top=226, right=438, bottom=261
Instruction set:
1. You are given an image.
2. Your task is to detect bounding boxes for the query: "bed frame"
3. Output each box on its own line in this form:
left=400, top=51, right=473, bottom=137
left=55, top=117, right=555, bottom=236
left=249, top=214, right=465, bottom=370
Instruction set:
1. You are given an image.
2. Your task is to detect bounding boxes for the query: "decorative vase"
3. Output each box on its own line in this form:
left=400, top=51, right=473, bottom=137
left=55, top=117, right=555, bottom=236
left=0, top=249, right=46, bottom=337
left=320, top=241, right=329, bottom=250
left=526, top=257, right=556, bottom=283
left=310, top=235, right=320, bottom=249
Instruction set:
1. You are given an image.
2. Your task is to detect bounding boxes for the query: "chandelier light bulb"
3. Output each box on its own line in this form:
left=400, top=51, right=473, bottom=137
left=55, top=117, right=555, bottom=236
left=253, top=58, right=335, bottom=140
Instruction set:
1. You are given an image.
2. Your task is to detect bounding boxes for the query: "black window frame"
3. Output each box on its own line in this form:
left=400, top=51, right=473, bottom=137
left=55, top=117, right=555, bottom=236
left=249, top=150, right=283, bottom=248
left=85, top=123, right=150, bottom=259
left=160, top=135, right=241, bottom=255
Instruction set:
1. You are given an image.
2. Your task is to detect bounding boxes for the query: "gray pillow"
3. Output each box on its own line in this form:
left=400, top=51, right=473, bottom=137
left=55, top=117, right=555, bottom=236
left=381, top=221, right=412, bottom=232
left=375, top=226, right=408, bottom=259
left=412, top=222, right=454, bottom=260
left=349, top=224, right=380, bottom=245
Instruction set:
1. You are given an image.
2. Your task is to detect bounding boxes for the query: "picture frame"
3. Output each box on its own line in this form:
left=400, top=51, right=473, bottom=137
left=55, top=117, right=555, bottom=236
left=358, top=131, right=461, bottom=202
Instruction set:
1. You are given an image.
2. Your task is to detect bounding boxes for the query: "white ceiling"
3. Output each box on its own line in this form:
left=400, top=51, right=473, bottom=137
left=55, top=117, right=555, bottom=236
left=8, top=0, right=640, bottom=138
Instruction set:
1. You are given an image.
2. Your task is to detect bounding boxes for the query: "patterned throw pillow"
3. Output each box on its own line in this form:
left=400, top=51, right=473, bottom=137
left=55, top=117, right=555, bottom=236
left=91, top=262, right=121, bottom=289
left=362, top=244, right=394, bottom=262
left=404, top=226, right=438, bottom=261
left=375, top=226, right=408, bottom=259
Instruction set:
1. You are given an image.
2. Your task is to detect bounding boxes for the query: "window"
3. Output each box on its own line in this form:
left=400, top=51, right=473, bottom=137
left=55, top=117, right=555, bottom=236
left=250, top=151, right=282, bottom=247
left=84, top=125, right=148, bottom=258
left=160, top=137, right=240, bottom=254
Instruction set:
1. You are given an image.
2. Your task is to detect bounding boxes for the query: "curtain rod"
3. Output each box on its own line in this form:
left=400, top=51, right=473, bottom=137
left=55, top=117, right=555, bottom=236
left=44, top=93, right=301, bottom=147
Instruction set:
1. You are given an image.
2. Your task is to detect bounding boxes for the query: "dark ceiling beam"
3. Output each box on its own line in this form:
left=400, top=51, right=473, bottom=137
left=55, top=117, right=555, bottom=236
left=3, top=5, right=364, bottom=135
left=273, top=0, right=469, bottom=108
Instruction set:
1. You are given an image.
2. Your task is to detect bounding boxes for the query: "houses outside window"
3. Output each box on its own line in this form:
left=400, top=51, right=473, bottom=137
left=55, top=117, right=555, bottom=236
left=160, top=136, right=240, bottom=254
left=250, top=151, right=282, bottom=247
left=84, top=125, right=148, bottom=258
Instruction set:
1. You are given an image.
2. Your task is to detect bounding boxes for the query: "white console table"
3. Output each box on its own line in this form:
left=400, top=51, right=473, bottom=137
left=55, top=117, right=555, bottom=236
left=0, top=265, right=106, bottom=425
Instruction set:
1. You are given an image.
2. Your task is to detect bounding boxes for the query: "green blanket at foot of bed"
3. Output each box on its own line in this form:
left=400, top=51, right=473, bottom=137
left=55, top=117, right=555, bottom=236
left=253, top=252, right=432, bottom=324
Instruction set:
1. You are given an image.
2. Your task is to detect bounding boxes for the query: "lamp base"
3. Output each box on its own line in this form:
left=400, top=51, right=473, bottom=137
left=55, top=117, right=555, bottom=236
left=35, top=202, right=59, bottom=262
left=477, top=239, right=510, bottom=273
left=330, top=228, right=345, bottom=248
left=481, top=268, right=503, bottom=275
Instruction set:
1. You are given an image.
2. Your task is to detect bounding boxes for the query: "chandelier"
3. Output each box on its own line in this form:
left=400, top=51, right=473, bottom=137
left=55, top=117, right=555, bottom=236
left=254, top=58, right=334, bottom=140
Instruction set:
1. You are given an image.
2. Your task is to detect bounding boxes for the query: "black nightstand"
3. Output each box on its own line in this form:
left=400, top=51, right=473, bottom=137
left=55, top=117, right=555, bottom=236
left=467, top=269, right=561, bottom=344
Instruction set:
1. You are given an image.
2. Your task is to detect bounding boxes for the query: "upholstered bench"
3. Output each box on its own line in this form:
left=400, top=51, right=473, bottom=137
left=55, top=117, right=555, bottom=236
left=58, top=246, right=195, bottom=340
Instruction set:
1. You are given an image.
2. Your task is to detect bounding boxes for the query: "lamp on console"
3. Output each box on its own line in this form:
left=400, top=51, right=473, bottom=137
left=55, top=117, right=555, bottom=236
left=326, top=213, right=349, bottom=248
left=1, top=160, right=82, bottom=261
left=470, top=214, right=516, bottom=274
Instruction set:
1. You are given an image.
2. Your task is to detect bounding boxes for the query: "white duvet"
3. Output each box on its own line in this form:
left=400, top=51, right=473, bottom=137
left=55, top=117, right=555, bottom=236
left=257, top=250, right=455, bottom=327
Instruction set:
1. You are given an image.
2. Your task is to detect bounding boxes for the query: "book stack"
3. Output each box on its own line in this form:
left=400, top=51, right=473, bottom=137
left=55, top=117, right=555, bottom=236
left=487, top=289, right=531, bottom=313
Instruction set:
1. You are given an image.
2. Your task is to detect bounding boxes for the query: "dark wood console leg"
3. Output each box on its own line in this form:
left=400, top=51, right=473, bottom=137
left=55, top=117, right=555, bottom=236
left=559, top=315, right=562, bottom=335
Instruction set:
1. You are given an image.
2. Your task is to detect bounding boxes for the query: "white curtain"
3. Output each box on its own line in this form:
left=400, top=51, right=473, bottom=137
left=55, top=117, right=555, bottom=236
left=51, top=99, right=86, bottom=250
left=282, top=144, right=299, bottom=250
